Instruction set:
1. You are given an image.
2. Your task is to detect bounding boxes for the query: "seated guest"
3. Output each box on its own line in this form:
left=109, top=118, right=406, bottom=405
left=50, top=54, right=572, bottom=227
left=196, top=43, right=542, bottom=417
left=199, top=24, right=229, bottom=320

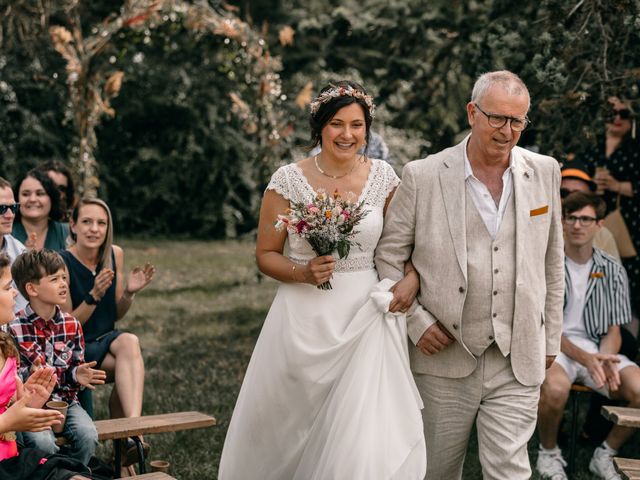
left=0, top=177, right=27, bottom=315
left=536, top=192, right=640, bottom=480
left=12, top=170, right=69, bottom=252
left=60, top=198, right=154, bottom=468
left=9, top=250, right=106, bottom=465
left=0, top=252, right=90, bottom=480
left=561, top=160, right=620, bottom=261
left=35, top=161, right=77, bottom=223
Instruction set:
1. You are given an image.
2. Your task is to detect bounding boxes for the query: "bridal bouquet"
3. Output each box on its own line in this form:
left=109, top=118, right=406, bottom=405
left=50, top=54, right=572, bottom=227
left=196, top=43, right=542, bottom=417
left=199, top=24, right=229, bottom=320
left=275, top=189, right=368, bottom=290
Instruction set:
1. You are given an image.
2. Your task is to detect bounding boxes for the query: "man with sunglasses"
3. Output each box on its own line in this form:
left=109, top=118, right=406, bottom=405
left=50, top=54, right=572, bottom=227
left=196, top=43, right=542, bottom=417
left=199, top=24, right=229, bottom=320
left=376, top=70, right=564, bottom=479
left=0, top=177, right=27, bottom=317
left=536, top=191, right=640, bottom=480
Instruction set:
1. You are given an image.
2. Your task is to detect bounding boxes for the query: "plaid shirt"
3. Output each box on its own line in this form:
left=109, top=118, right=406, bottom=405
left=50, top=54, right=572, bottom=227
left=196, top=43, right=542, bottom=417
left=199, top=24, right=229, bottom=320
left=9, top=304, right=85, bottom=404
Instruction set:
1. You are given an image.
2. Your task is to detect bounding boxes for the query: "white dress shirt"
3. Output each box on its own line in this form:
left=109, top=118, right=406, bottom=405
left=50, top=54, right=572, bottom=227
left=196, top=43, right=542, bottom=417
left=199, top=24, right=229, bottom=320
left=463, top=138, right=514, bottom=239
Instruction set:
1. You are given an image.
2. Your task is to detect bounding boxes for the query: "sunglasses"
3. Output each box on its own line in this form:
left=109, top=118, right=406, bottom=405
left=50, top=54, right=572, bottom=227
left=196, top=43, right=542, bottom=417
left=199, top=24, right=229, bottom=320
left=609, top=108, right=632, bottom=120
left=0, top=203, right=19, bottom=215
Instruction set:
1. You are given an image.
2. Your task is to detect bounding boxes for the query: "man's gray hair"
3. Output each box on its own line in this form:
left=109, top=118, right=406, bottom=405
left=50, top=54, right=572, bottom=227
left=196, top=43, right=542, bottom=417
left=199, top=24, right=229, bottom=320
left=471, top=71, right=530, bottom=111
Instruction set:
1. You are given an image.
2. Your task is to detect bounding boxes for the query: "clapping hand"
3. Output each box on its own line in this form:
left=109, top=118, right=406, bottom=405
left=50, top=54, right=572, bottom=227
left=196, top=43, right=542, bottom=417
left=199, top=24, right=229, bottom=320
left=25, top=232, right=37, bottom=251
left=76, top=361, right=107, bottom=390
left=91, top=268, right=115, bottom=301
left=19, top=365, right=58, bottom=408
left=2, top=393, right=63, bottom=433
left=125, top=263, right=156, bottom=294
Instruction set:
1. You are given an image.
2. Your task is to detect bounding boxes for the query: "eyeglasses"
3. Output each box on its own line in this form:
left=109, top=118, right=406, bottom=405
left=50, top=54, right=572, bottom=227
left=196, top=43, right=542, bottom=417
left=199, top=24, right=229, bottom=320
left=564, top=215, right=598, bottom=226
left=0, top=203, right=19, bottom=215
left=474, top=103, right=530, bottom=132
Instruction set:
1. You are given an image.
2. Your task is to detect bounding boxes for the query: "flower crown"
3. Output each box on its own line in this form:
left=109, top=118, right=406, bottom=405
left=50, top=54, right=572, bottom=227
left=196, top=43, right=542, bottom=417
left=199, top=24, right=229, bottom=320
left=309, top=85, right=376, bottom=117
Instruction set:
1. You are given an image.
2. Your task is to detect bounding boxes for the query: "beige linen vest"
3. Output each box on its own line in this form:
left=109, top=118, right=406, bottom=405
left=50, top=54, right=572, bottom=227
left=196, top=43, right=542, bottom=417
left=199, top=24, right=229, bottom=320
left=461, top=188, right=517, bottom=357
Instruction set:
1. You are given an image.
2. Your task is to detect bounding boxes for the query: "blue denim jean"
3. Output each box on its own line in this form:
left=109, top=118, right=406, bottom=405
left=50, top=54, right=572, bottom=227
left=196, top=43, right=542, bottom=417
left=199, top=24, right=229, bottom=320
left=21, top=401, right=98, bottom=465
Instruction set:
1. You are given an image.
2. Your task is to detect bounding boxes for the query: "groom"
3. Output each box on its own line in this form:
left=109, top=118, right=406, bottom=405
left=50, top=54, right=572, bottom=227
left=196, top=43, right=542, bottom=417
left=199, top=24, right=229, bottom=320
left=375, top=70, right=564, bottom=479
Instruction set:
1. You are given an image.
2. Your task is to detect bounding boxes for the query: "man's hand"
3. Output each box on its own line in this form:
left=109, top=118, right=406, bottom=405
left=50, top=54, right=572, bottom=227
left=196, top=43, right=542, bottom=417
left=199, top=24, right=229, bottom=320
left=76, top=361, right=107, bottom=390
left=602, top=357, right=622, bottom=392
left=416, top=322, right=455, bottom=355
left=545, top=356, right=556, bottom=369
left=584, top=353, right=620, bottom=390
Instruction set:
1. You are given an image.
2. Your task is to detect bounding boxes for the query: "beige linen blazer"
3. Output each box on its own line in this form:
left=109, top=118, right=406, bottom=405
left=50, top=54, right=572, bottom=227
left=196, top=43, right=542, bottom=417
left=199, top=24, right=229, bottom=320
left=375, top=139, right=564, bottom=387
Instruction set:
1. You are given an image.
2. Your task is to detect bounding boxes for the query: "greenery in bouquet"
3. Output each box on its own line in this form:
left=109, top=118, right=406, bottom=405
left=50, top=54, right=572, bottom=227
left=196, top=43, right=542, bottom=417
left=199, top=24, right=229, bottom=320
left=275, top=189, right=368, bottom=289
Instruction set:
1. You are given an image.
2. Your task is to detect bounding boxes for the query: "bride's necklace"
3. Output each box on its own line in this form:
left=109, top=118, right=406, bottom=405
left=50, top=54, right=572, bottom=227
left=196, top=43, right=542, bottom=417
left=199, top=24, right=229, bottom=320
left=314, top=155, right=357, bottom=179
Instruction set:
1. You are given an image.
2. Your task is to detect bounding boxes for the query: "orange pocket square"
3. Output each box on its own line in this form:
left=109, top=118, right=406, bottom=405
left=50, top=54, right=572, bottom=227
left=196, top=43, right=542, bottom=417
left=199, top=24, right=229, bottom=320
left=530, top=205, right=549, bottom=217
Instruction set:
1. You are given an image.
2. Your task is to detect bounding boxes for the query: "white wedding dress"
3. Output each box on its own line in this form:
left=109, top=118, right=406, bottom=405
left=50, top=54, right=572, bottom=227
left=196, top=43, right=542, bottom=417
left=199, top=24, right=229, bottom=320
left=218, top=160, right=426, bottom=480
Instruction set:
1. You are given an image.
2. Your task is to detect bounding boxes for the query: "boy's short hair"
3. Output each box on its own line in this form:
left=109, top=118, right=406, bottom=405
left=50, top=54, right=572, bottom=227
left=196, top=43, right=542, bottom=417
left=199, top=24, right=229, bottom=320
left=562, top=191, right=607, bottom=220
left=12, top=249, right=66, bottom=300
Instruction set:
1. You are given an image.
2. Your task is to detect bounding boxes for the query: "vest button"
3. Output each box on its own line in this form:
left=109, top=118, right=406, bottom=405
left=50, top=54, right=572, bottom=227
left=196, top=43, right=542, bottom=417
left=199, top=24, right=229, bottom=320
left=493, top=290, right=498, bottom=295
left=458, top=286, right=464, bottom=293
left=493, top=313, right=497, bottom=318
left=488, top=335, right=494, bottom=340
left=494, top=246, right=499, bottom=251
left=452, top=323, right=459, bottom=330
left=494, top=269, right=499, bottom=274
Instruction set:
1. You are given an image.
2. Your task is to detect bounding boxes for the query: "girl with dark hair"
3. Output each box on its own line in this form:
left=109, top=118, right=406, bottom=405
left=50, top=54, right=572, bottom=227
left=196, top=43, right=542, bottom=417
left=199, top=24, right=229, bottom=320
left=586, top=97, right=640, bottom=304
left=12, top=170, right=69, bottom=251
left=219, top=81, right=426, bottom=479
left=35, top=161, right=77, bottom=223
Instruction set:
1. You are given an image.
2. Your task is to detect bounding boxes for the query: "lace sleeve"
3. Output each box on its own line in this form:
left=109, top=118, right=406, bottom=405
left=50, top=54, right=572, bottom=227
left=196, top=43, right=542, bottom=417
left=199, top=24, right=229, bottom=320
left=265, top=165, right=294, bottom=202
left=380, top=161, right=401, bottom=200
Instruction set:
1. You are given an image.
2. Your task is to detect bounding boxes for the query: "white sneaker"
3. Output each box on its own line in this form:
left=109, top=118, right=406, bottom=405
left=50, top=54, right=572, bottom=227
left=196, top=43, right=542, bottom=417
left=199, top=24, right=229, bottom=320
left=589, top=446, right=622, bottom=480
left=536, top=447, right=568, bottom=480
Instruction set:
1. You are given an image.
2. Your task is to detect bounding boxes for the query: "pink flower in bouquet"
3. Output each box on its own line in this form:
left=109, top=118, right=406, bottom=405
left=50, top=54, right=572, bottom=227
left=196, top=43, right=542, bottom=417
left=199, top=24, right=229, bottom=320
left=296, top=220, right=309, bottom=234
left=307, top=205, right=320, bottom=215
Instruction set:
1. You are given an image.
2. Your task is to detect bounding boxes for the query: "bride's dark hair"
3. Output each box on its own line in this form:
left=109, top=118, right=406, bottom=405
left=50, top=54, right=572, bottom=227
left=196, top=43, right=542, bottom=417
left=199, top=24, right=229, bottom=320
left=308, top=80, right=373, bottom=152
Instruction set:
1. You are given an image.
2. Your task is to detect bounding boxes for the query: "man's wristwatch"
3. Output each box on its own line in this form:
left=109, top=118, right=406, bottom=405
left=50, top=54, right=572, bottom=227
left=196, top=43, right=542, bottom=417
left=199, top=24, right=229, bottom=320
left=84, top=292, right=100, bottom=305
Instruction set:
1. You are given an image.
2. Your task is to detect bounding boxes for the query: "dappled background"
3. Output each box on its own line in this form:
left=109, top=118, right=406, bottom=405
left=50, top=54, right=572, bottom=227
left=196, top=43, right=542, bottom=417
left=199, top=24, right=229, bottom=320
left=2, top=1, right=640, bottom=478
left=2, top=0, right=640, bottom=238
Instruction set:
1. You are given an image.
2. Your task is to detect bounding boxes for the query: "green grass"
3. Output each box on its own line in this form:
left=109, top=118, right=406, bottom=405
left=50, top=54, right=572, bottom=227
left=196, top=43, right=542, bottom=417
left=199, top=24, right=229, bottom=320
left=90, top=239, right=634, bottom=479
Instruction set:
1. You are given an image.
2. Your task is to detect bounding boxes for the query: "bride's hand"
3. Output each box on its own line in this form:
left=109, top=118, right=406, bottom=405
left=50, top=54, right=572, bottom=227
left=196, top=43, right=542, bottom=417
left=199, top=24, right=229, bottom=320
left=388, top=270, right=419, bottom=313
left=300, top=256, right=336, bottom=286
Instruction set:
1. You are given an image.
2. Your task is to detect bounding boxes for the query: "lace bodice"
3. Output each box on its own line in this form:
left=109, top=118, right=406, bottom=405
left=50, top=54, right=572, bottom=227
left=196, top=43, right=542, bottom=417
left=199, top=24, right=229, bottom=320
left=267, top=160, right=399, bottom=273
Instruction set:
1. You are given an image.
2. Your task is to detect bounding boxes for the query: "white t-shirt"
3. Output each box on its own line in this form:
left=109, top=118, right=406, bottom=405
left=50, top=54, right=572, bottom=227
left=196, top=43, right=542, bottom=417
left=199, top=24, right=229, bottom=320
left=564, top=256, right=594, bottom=340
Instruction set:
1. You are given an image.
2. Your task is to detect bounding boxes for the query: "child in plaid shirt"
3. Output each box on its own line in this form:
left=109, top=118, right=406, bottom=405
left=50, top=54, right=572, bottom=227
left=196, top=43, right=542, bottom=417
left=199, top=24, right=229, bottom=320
left=9, top=250, right=106, bottom=465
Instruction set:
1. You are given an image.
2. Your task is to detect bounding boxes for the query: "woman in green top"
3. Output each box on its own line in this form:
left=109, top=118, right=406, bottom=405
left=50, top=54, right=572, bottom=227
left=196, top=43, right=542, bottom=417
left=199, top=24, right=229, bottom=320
left=12, top=169, right=69, bottom=251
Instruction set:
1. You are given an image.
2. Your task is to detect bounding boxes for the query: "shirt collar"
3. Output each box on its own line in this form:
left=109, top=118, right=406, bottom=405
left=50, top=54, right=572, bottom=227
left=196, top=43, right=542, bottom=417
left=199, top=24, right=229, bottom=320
left=463, top=136, right=516, bottom=180
left=27, top=303, right=62, bottom=329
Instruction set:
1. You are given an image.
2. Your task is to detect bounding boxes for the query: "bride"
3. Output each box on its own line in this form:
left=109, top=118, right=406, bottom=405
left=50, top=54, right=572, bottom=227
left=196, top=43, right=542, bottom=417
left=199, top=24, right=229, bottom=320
left=218, top=80, right=426, bottom=479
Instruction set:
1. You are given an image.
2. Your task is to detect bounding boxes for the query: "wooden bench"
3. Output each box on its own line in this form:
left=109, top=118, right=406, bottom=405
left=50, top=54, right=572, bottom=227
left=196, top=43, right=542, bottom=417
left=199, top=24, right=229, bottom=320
left=130, top=473, right=176, bottom=480
left=601, top=405, right=640, bottom=427
left=57, top=411, right=216, bottom=478
left=614, top=457, right=640, bottom=480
